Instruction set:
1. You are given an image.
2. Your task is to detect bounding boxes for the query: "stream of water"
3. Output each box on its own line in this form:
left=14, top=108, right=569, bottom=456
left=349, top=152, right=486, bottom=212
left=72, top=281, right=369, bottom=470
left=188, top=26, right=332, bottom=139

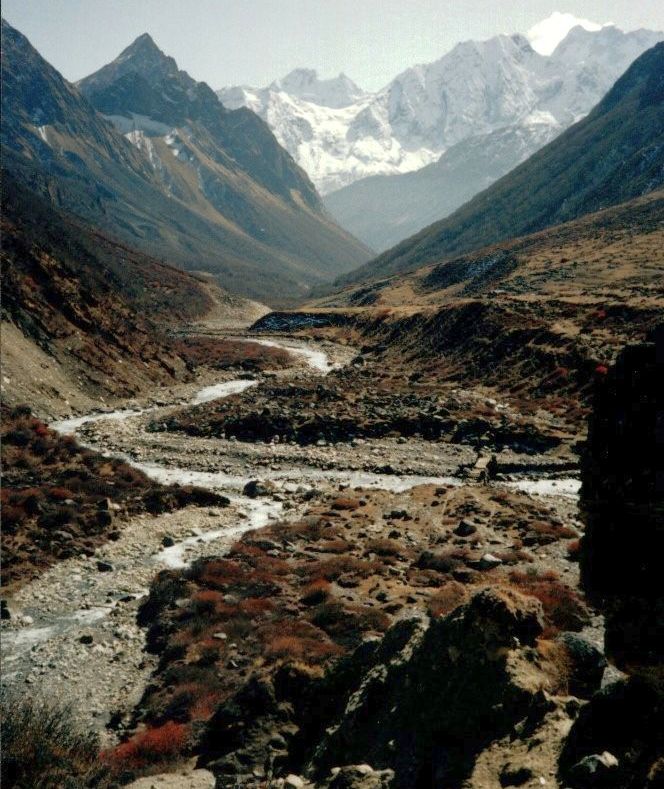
left=5, top=337, right=579, bottom=660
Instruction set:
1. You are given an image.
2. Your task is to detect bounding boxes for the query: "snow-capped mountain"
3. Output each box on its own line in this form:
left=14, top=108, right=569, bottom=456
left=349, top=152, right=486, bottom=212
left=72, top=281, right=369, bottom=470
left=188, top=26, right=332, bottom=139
left=525, top=11, right=607, bottom=55
left=218, top=17, right=662, bottom=196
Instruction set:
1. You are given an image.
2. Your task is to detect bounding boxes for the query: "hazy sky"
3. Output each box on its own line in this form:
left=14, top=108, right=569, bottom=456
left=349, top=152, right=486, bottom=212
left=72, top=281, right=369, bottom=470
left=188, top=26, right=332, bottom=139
left=3, top=1, right=663, bottom=91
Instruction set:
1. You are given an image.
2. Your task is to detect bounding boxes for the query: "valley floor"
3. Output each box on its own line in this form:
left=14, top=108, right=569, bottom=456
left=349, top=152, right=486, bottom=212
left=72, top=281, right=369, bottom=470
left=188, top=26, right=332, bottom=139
left=1, top=329, right=611, bottom=788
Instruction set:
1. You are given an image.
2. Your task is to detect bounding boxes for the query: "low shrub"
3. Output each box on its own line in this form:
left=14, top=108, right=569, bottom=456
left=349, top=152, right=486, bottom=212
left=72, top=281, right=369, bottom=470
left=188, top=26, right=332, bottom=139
left=427, top=581, right=469, bottom=618
left=508, top=570, right=590, bottom=636
left=1, top=692, right=110, bottom=788
left=366, top=538, right=403, bottom=557
left=104, top=721, right=190, bottom=772
left=301, top=578, right=331, bottom=606
left=566, top=538, right=582, bottom=561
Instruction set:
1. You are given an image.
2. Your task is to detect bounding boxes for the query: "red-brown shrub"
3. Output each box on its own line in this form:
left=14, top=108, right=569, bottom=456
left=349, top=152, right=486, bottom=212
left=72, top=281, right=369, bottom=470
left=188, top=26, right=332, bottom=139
left=48, top=487, right=74, bottom=501
left=104, top=721, right=189, bottom=770
left=508, top=570, right=590, bottom=636
left=567, top=539, right=582, bottom=561
left=300, top=578, right=331, bottom=606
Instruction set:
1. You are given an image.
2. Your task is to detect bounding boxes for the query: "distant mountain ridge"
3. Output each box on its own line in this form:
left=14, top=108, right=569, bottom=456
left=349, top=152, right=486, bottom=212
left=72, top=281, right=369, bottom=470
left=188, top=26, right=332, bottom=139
left=335, top=42, right=664, bottom=287
left=219, top=20, right=662, bottom=196
left=324, top=119, right=561, bottom=252
left=1, top=21, right=369, bottom=304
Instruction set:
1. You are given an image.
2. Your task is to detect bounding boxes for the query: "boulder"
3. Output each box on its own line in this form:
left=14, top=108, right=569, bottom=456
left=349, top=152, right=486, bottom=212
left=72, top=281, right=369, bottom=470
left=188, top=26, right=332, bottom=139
left=555, top=632, right=606, bottom=699
left=198, top=588, right=551, bottom=787
left=453, top=520, right=477, bottom=537
left=243, top=479, right=276, bottom=498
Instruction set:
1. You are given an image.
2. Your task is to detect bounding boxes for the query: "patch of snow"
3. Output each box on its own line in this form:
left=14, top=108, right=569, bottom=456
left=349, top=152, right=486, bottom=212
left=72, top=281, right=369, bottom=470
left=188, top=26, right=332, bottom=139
left=103, top=112, right=173, bottom=136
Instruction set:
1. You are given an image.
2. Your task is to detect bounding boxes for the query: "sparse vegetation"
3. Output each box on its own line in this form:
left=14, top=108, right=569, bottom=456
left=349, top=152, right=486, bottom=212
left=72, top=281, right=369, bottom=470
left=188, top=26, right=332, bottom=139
left=507, top=569, right=590, bottom=637
left=173, top=337, right=294, bottom=371
left=1, top=693, right=111, bottom=788
left=0, top=405, right=227, bottom=589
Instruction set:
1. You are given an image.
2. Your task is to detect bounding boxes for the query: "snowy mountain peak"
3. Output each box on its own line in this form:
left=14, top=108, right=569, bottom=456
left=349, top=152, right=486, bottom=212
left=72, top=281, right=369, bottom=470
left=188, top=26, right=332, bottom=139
left=527, top=12, right=607, bottom=55
left=217, top=22, right=663, bottom=194
left=270, top=68, right=366, bottom=108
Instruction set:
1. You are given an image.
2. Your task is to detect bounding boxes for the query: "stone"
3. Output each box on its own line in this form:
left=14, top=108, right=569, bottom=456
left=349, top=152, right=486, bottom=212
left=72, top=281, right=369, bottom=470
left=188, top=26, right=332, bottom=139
left=80, top=634, right=94, bottom=645
left=326, top=765, right=394, bottom=789
left=569, top=751, right=619, bottom=786
left=454, top=520, right=477, bottom=537
left=97, top=510, right=113, bottom=527
left=479, top=552, right=502, bottom=570
left=556, top=632, right=606, bottom=699
left=96, top=560, right=114, bottom=572
left=243, top=480, right=275, bottom=498
left=161, top=535, right=176, bottom=547
left=0, top=600, right=10, bottom=620
left=284, top=775, right=305, bottom=789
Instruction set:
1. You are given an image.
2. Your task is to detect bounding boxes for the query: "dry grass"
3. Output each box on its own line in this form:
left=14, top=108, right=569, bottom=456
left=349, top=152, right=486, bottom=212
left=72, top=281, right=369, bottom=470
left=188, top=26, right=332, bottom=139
left=507, top=569, right=590, bottom=637
left=1, top=692, right=110, bottom=788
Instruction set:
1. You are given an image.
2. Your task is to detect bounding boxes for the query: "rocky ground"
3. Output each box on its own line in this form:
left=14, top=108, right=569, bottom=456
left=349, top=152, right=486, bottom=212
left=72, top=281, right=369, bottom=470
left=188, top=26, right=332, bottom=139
left=1, top=332, right=615, bottom=788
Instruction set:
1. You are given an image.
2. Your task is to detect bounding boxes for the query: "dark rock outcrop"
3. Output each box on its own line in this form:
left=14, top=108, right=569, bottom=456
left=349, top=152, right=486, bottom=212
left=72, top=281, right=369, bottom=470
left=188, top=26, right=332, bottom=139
left=580, top=328, right=663, bottom=675
left=560, top=328, right=664, bottom=788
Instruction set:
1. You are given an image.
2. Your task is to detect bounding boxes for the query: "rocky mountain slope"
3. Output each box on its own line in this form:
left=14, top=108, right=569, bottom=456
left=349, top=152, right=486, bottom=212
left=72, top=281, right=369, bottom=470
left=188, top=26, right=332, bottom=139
left=0, top=175, right=222, bottom=415
left=219, top=19, right=661, bottom=255
left=1, top=21, right=369, bottom=304
left=324, top=120, right=561, bottom=252
left=337, top=42, right=664, bottom=287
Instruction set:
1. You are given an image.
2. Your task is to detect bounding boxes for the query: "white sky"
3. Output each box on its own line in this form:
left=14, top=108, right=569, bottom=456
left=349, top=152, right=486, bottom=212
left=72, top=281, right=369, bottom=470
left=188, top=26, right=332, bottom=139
left=3, top=1, right=663, bottom=91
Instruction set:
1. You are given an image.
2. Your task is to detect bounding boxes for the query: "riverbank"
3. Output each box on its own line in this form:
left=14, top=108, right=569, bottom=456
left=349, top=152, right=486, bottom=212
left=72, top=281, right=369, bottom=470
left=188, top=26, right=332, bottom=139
left=1, top=333, right=598, bottom=787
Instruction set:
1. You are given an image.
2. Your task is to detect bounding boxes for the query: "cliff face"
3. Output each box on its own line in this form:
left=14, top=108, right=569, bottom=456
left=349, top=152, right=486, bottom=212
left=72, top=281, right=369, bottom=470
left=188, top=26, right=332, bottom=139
left=558, top=329, right=664, bottom=789
left=580, top=327, right=664, bottom=676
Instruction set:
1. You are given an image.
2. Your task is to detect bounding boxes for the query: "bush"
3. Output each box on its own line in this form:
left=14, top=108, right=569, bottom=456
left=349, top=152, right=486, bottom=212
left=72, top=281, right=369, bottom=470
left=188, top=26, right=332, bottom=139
left=1, top=693, right=110, bottom=788
left=508, top=570, right=590, bottom=636
left=103, top=721, right=189, bottom=772
left=427, top=581, right=468, bottom=618
left=301, top=578, right=331, bottom=606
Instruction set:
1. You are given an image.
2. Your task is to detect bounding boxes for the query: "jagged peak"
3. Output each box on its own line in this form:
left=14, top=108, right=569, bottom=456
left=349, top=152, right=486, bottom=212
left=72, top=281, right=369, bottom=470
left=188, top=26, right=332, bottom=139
left=78, top=31, right=185, bottom=95
left=270, top=68, right=365, bottom=108
left=115, top=32, right=168, bottom=65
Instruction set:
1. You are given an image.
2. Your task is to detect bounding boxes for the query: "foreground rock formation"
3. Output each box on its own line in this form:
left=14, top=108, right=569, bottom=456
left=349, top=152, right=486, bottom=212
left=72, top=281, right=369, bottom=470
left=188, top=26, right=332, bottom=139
left=199, top=587, right=588, bottom=788
left=559, top=328, right=664, bottom=788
